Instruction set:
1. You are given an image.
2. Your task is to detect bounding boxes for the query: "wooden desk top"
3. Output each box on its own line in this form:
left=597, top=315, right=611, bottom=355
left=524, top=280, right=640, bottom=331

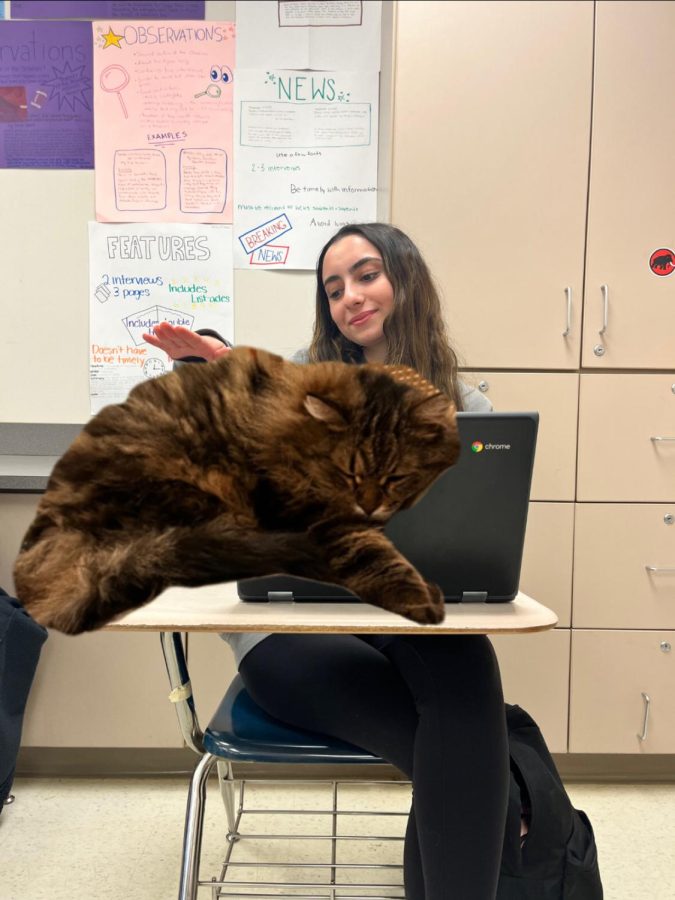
left=106, top=582, right=558, bottom=634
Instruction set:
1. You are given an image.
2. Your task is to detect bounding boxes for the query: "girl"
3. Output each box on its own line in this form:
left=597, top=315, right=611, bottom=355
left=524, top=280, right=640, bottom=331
left=144, top=224, right=508, bottom=900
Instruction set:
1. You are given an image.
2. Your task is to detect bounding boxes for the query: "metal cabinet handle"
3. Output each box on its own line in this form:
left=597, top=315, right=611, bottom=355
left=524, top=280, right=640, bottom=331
left=650, top=436, right=675, bottom=442
left=645, top=566, right=675, bottom=573
left=637, top=692, right=650, bottom=742
left=599, top=284, right=608, bottom=335
left=562, top=287, right=572, bottom=337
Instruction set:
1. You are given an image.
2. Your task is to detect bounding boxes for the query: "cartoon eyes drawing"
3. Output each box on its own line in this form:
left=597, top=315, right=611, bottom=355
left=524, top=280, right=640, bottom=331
left=209, top=65, right=234, bottom=85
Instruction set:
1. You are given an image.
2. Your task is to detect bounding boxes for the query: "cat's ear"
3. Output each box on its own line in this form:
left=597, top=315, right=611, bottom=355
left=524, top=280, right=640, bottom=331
left=410, top=394, right=456, bottom=428
left=303, top=394, right=348, bottom=429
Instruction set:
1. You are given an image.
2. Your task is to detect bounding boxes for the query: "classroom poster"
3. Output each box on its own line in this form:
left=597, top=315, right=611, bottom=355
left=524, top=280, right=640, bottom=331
left=10, top=1, right=205, bottom=18
left=0, top=21, right=93, bottom=168
left=93, top=20, right=235, bottom=223
left=236, top=0, right=382, bottom=70
left=89, top=221, right=233, bottom=414
left=233, top=69, right=378, bottom=270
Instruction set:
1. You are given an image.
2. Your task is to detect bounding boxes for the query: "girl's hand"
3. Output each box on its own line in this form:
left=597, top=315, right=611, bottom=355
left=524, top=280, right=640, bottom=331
left=142, top=323, right=230, bottom=361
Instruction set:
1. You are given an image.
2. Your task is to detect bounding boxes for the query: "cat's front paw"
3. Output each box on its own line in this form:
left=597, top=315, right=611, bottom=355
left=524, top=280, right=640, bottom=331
left=399, top=582, right=446, bottom=625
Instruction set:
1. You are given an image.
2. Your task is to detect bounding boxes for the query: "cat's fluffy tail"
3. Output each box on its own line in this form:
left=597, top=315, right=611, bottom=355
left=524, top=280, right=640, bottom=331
left=13, top=519, right=335, bottom=635
left=13, top=529, right=171, bottom=635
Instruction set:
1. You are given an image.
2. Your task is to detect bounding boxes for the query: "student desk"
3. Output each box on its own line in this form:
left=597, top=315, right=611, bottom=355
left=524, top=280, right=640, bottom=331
left=107, top=581, right=558, bottom=635
left=105, top=582, right=556, bottom=756
left=106, top=581, right=557, bottom=753
left=106, top=585, right=557, bottom=900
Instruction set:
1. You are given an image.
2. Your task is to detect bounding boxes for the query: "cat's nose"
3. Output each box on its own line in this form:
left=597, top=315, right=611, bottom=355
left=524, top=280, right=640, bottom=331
left=356, top=487, right=381, bottom=516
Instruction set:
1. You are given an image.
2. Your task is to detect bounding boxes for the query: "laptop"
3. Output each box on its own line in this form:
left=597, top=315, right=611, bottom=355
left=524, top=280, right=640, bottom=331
left=238, top=412, right=538, bottom=605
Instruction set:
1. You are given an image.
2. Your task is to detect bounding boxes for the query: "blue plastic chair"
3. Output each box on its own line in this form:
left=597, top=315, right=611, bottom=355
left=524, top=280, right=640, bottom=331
left=161, top=632, right=406, bottom=900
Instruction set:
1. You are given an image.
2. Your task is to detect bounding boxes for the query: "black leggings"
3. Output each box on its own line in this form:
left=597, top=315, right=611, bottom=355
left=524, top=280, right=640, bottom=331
left=239, top=633, right=509, bottom=900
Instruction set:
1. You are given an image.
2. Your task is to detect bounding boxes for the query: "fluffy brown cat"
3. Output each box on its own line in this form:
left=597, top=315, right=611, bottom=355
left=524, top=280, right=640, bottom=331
left=13, top=347, right=460, bottom=634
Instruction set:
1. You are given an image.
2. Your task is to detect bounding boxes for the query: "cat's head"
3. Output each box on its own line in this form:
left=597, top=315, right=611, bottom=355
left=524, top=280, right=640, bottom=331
left=297, top=363, right=460, bottom=523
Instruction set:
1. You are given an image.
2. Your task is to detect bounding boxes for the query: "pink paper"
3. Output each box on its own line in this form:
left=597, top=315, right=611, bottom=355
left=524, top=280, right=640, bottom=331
left=93, top=20, right=235, bottom=223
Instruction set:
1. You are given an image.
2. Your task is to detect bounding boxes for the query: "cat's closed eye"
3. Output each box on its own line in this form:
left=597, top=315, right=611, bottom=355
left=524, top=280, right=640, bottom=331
left=380, top=474, right=408, bottom=485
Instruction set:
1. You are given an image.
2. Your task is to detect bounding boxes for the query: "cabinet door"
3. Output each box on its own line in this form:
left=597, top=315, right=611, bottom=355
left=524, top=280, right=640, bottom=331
left=1, top=494, right=182, bottom=748
left=520, top=502, right=574, bottom=627
left=577, top=374, right=675, bottom=502
left=22, top=631, right=183, bottom=748
left=392, top=0, right=592, bottom=369
left=583, top=1, right=675, bottom=368
left=466, top=372, right=579, bottom=500
left=570, top=630, right=675, bottom=753
left=492, top=628, right=570, bottom=753
left=573, top=504, right=675, bottom=629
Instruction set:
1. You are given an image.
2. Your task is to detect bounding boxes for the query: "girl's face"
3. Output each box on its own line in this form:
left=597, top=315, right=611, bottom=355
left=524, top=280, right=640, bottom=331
left=321, top=234, right=395, bottom=363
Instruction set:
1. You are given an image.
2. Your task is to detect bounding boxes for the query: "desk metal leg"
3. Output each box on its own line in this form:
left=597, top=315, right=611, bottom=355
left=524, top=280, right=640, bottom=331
left=179, top=751, right=218, bottom=900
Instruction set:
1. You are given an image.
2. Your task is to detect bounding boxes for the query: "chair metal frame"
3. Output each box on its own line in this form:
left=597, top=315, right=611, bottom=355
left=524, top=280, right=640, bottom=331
left=160, top=631, right=409, bottom=900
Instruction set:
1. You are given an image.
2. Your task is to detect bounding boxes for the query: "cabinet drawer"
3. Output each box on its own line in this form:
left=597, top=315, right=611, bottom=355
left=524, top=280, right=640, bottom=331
left=569, top=630, right=675, bottom=753
left=465, top=372, right=579, bottom=500
left=577, top=374, right=675, bottom=501
left=573, top=504, right=675, bottom=629
left=520, top=502, right=573, bottom=627
left=492, top=628, right=569, bottom=753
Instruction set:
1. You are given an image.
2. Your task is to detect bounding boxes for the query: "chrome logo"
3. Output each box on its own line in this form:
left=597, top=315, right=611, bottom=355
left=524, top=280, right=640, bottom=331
left=471, top=441, right=484, bottom=453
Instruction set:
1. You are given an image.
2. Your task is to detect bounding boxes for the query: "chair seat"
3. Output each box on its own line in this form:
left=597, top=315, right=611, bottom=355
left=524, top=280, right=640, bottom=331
left=204, top=674, right=383, bottom=764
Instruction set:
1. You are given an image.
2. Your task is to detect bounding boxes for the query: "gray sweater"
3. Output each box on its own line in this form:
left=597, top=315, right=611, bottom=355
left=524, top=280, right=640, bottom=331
left=222, top=350, right=493, bottom=667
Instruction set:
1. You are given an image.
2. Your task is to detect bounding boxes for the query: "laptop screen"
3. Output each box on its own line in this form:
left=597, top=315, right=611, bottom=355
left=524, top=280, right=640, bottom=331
left=238, top=412, right=538, bottom=604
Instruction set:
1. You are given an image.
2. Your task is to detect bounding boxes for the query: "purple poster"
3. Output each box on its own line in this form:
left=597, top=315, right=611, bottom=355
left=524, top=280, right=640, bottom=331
left=0, top=21, right=93, bottom=168
left=10, top=1, right=206, bottom=19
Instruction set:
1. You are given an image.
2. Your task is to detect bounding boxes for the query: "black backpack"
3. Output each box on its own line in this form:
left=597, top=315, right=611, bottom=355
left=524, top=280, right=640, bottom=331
left=0, top=588, right=48, bottom=812
left=498, top=704, right=603, bottom=898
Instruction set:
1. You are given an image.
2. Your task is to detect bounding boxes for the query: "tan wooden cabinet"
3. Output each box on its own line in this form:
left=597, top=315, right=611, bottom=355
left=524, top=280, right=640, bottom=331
left=577, top=374, right=675, bottom=502
left=573, top=504, right=675, bottom=630
left=569, top=630, right=675, bottom=753
left=0, top=494, right=182, bottom=749
left=392, top=0, right=593, bottom=370
left=582, top=1, right=675, bottom=369
left=520, top=502, right=574, bottom=628
left=22, top=631, right=183, bottom=748
left=465, top=372, right=579, bottom=501
left=492, top=629, right=570, bottom=753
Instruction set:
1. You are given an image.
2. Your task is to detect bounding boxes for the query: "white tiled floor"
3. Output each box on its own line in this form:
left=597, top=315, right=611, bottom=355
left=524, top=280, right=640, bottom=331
left=2, top=776, right=674, bottom=899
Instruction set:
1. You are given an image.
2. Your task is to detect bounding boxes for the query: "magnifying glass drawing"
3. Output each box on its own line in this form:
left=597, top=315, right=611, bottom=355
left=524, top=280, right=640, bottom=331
left=100, top=65, right=130, bottom=118
left=194, top=84, right=222, bottom=99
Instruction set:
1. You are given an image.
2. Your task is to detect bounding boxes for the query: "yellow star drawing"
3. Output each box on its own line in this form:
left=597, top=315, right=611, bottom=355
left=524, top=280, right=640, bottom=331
left=101, top=27, right=124, bottom=49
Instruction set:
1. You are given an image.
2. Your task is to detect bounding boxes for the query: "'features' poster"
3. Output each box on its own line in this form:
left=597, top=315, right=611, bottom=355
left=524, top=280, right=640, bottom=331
left=89, top=221, right=233, bottom=413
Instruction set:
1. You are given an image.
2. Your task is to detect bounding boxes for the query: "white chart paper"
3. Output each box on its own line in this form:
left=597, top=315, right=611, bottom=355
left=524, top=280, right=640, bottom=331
left=236, top=0, right=382, bottom=71
left=89, top=222, right=233, bottom=414
left=234, top=69, right=378, bottom=270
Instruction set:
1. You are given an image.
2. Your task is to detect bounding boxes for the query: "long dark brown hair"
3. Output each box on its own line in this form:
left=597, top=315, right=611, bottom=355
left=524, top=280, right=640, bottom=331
left=308, top=223, right=464, bottom=409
